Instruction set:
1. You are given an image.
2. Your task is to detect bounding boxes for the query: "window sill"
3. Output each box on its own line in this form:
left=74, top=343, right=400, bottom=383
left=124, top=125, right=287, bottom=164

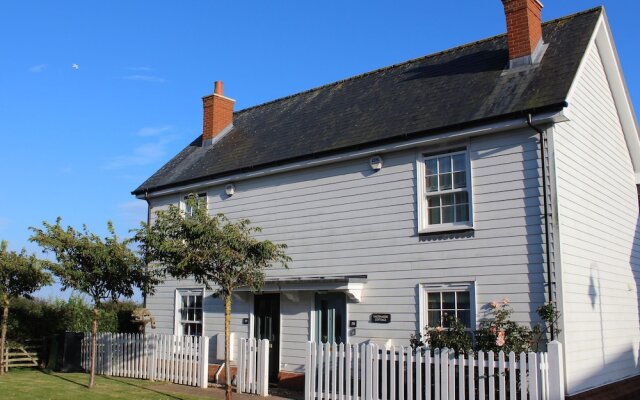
left=418, top=224, right=474, bottom=235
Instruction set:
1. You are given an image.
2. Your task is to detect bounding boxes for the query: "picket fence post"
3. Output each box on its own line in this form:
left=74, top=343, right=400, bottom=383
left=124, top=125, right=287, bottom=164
left=199, top=336, right=210, bottom=388
left=547, top=341, right=565, bottom=400
left=259, top=339, right=270, bottom=396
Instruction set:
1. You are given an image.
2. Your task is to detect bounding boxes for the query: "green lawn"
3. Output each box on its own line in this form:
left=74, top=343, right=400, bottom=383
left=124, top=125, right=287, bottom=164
left=0, top=369, right=215, bottom=400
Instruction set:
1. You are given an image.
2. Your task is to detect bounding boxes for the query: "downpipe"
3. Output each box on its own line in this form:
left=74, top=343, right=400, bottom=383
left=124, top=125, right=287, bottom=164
left=527, top=113, right=555, bottom=340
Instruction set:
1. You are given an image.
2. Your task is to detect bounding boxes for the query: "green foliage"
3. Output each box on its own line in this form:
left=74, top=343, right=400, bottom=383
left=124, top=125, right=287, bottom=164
left=475, top=298, right=536, bottom=354
left=134, top=195, right=290, bottom=296
left=29, top=218, right=160, bottom=307
left=410, top=314, right=473, bottom=354
left=0, top=240, right=52, bottom=302
left=6, top=296, right=142, bottom=342
left=410, top=299, right=562, bottom=355
left=537, top=302, right=561, bottom=338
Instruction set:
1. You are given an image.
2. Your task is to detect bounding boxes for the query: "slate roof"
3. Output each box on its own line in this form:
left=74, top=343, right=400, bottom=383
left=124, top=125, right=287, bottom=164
left=133, top=7, right=602, bottom=195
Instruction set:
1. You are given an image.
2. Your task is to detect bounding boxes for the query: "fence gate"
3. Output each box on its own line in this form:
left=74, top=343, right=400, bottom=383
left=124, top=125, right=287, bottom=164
left=305, top=341, right=565, bottom=400
left=2, top=342, right=42, bottom=372
left=237, top=337, right=270, bottom=396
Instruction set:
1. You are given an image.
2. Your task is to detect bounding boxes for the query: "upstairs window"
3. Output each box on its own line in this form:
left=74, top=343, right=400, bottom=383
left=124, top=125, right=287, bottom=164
left=183, top=192, right=207, bottom=218
left=419, top=150, right=472, bottom=232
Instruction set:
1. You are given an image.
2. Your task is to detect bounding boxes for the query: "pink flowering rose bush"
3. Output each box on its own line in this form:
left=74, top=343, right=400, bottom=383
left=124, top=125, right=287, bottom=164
left=411, top=299, right=561, bottom=355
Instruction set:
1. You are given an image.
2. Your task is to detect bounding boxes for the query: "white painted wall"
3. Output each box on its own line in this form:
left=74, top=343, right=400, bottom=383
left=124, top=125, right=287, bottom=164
left=554, top=41, right=640, bottom=395
left=145, top=126, right=550, bottom=373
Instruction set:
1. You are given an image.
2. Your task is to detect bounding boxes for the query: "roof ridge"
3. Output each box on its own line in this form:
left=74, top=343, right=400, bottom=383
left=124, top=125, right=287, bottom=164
left=234, top=6, right=603, bottom=116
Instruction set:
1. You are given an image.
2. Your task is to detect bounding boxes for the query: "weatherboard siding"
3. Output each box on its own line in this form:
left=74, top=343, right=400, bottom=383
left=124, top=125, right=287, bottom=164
left=146, top=127, right=548, bottom=372
left=554, top=42, right=640, bottom=395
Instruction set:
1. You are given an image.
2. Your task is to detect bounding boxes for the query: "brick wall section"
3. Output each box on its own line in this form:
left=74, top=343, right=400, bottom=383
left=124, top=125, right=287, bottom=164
left=202, top=92, right=234, bottom=142
left=502, top=0, right=543, bottom=60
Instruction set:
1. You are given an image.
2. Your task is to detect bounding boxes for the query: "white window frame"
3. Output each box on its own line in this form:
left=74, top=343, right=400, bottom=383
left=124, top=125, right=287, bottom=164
left=181, top=192, right=207, bottom=217
left=416, top=148, right=474, bottom=233
left=419, top=282, right=476, bottom=334
left=174, top=288, right=205, bottom=336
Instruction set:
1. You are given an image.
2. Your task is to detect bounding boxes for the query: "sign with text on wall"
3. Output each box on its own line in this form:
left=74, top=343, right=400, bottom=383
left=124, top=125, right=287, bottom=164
left=370, top=313, right=391, bottom=323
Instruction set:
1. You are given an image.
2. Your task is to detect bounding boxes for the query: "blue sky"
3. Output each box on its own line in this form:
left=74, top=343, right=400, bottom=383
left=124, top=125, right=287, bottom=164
left=1, top=1, right=638, bottom=300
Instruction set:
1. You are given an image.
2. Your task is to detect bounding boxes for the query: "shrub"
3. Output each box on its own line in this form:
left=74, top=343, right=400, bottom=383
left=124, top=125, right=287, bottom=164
left=410, top=315, right=473, bottom=354
left=410, top=299, right=561, bottom=355
left=6, top=295, right=141, bottom=342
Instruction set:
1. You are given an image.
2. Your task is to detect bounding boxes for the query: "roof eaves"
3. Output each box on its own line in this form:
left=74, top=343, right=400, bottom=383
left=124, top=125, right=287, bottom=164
left=132, top=101, right=568, bottom=196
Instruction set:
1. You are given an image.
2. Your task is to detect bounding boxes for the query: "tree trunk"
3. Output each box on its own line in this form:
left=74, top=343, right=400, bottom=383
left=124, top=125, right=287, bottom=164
left=225, top=294, right=233, bottom=400
left=0, top=296, right=9, bottom=376
left=88, top=308, right=99, bottom=388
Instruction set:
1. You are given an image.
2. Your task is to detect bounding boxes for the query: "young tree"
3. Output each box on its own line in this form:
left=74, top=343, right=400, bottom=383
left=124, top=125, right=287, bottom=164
left=29, top=218, right=160, bottom=388
left=0, top=241, right=52, bottom=375
left=135, top=195, right=290, bottom=400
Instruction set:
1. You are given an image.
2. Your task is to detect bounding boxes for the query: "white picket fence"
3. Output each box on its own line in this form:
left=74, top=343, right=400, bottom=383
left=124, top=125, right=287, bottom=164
left=81, top=333, right=210, bottom=388
left=305, top=341, right=565, bottom=400
left=237, top=337, right=270, bottom=396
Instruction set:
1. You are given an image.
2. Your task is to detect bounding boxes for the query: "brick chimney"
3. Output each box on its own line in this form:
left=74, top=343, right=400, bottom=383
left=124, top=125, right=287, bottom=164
left=202, top=81, right=235, bottom=146
left=501, top=0, right=545, bottom=68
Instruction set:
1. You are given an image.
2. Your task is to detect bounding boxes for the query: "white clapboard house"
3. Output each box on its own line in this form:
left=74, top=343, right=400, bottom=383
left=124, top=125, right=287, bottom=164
left=133, top=2, right=640, bottom=396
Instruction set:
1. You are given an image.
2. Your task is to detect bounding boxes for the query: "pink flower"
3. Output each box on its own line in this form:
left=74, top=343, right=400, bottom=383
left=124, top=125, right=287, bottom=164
left=435, top=326, right=444, bottom=332
left=502, top=297, right=510, bottom=305
left=490, top=301, right=498, bottom=308
left=496, top=331, right=506, bottom=347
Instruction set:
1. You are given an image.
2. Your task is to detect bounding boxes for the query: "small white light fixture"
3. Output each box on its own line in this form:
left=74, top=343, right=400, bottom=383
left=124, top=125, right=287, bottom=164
left=225, top=183, right=235, bottom=196
left=369, top=155, right=383, bottom=171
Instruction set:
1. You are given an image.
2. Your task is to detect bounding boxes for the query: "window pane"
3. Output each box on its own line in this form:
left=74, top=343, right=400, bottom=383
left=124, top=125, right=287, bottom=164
left=455, top=204, right=469, bottom=222
left=428, top=195, right=440, bottom=207
left=456, top=310, right=471, bottom=328
left=182, top=296, right=188, bottom=308
left=188, top=296, right=195, bottom=308
left=442, top=311, right=453, bottom=327
left=452, top=154, right=465, bottom=171
left=181, top=308, right=187, bottom=320
left=441, top=193, right=454, bottom=206
left=195, top=296, right=202, bottom=308
left=188, top=308, right=195, bottom=321
left=438, top=156, right=451, bottom=173
left=428, top=293, right=441, bottom=309
left=457, top=291, right=470, bottom=309
left=427, top=311, right=441, bottom=327
left=425, top=159, right=438, bottom=175
left=426, top=175, right=438, bottom=192
left=454, top=191, right=468, bottom=204
left=428, top=207, right=441, bottom=225
left=439, top=174, right=452, bottom=190
left=442, top=292, right=455, bottom=309
left=442, top=206, right=454, bottom=223
left=195, top=308, right=203, bottom=321
left=453, top=171, right=466, bottom=189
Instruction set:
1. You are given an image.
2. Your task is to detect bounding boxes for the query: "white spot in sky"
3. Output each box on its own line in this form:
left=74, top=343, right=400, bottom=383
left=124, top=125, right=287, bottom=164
left=72, top=64, right=79, bottom=70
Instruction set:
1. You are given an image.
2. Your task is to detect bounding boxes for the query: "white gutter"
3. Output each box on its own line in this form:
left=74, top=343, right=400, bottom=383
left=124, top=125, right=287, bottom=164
left=138, top=110, right=568, bottom=199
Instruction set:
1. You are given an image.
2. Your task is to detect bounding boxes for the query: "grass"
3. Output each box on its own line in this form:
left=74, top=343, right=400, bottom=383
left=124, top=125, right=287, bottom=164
left=0, top=369, right=216, bottom=400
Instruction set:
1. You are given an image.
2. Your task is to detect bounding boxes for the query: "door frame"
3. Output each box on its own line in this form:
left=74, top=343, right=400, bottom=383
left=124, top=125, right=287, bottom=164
left=313, top=292, right=348, bottom=344
left=252, top=293, right=281, bottom=382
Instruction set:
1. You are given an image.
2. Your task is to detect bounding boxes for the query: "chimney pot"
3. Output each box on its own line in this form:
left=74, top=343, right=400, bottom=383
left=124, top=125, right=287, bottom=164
left=214, top=81, right=224, bottom=96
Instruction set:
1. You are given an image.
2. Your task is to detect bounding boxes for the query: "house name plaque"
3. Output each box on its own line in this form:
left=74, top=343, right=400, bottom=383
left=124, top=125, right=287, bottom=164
left=370, top=313, right=391, bottom=323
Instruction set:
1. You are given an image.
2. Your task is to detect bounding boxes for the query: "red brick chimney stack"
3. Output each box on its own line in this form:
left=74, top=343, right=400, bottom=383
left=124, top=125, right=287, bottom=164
left=202, top=81, right=235, bottom=145
left=501, top=0, right=545, bottom=67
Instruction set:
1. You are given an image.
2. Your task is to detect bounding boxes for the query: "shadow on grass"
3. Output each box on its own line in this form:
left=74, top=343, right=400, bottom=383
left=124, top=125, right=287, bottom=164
left=101, top=375, right=186, bottom=400
left=41, top=369, right=89, bottom=389
left=40, top=370, right=190, bottom=400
